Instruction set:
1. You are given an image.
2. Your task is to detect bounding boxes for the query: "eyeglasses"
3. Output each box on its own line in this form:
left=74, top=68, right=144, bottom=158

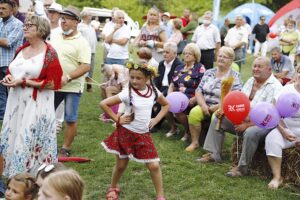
left=23, top=23, right=36, bottom=29
left=38, top=163, right=55, bottom=173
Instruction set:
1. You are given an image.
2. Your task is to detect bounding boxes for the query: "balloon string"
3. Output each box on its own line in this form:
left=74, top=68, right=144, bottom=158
left=71, top=77, right=108, bottom=87
left=236, top=132, right=239, bottom=163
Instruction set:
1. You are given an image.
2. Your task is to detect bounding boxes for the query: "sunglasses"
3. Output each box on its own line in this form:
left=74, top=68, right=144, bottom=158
left=38, top=163, right=55, bottom=173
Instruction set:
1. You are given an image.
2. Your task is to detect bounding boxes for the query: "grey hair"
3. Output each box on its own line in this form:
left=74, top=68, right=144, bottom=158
left=114, top=10, right=125, bottom=18
left=163, top=42, right=177, bottom=54
left=271, top=46, right=281, bottom=53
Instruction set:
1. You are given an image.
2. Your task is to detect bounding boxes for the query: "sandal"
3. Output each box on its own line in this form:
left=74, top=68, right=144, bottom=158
left=59, top=148, right=71, bottom=157
left=165, top=128, right=179, bottom=138
left=157, top=197, right=166, bottom=200
left=196, top=153, right=220, bottom=163
left=106, top=187, right=120, bottom=200
left=180, top=133, right=190, bottom=142
left=226, top=167, right=245, bottom=177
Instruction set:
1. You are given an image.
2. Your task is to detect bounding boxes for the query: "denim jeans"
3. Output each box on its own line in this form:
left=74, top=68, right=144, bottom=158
left=0, top=67, right=8, bottom=119
left=54, top=92, right=82, bottom=122
left=105, top=57, right=126, bottom=65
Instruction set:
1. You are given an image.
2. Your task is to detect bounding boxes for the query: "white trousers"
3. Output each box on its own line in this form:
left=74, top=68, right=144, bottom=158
left=265, top=128, right=297, bottom=158
left=254, top=41, right=268, bottom=57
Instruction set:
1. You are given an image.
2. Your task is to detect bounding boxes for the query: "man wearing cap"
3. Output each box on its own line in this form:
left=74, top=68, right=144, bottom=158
left=104, top=9, right=130, bottom=65
left=192, top=11, right=221, bottom=69
left=78, top=10, right=97, bottom=92
left=50, top=5, right=91, bottom=157
left=0, top=0, right=23, bottom=121
left=161, top=12, right=172, bottom=39
left=47, top=2, right=62, bottom=38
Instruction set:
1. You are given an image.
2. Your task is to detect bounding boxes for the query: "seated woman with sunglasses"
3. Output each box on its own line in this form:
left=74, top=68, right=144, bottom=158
left=0, top=15, right=63, bottom=177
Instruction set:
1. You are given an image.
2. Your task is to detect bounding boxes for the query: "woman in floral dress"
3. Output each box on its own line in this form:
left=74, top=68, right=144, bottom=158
left=0, top=15, right=62, bottom=177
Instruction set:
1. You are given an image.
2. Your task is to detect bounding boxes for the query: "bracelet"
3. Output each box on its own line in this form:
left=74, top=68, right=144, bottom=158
left=21, top=78, right=26, bottom=88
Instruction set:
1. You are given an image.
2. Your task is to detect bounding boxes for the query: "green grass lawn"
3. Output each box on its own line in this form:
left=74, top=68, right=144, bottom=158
left=59, top=44, right=300, bottom=200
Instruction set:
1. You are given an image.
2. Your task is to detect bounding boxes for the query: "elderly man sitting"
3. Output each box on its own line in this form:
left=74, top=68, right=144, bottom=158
left=198, top=56, right=282, bottom=177
left=270, top=47, right=295, bottom=85
left=151, top=42, right=183, bottom=131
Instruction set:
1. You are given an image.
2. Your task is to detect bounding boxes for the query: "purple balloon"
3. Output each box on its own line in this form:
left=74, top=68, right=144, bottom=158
left=250, top=102, right=280, bottom=129
left=166, top=92, right=189, bottom=113
left=276, top=92, right=300, bottom=118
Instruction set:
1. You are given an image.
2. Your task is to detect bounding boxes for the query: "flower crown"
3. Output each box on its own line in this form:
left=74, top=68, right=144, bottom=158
left=126, top=62, right=158, bottom=77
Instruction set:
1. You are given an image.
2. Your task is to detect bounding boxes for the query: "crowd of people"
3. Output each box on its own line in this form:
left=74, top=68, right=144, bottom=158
left=0, top=0, right=300, bottom=199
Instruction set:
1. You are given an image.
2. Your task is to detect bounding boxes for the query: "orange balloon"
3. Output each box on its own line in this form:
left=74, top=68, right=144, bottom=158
left=223, top=91, right=250, bottom=125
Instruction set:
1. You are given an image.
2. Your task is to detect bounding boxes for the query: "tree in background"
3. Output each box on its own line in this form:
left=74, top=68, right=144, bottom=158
left=56, top=0, right=292, bottom=27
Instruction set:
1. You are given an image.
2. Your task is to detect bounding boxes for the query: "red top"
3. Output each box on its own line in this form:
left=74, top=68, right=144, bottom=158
left=181, top=17, right=190, bottom=27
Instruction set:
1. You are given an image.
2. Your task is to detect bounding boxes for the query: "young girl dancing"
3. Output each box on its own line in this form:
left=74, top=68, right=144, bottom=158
left=100, top=62, right=169, bottom=200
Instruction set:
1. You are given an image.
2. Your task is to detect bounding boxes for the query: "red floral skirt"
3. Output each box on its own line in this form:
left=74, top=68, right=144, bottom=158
left=101, top=125, right=160, bottom=163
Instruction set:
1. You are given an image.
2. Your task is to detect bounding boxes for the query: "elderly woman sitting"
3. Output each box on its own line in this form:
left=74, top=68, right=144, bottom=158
left=186, top=46, right=243, bottom=151
left=166, top=43, right=206, bottom=141
left=265, top=66, right=300, bottom=189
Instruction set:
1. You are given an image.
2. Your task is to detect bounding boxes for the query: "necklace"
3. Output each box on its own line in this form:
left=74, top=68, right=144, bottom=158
left=132, top=85, right=152, bottom=98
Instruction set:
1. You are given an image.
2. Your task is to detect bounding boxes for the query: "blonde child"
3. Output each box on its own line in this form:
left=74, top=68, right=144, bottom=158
left=38, top=169, right=84, bottom=200
left=5, top=173, right=38, bottom=200
left=100, top=62, right=169, bottom=200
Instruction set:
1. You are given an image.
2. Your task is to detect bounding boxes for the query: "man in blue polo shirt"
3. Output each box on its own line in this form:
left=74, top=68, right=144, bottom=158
left=0, top=0, right=23, bottom=120
left=270, top=46, right=294, bottom=85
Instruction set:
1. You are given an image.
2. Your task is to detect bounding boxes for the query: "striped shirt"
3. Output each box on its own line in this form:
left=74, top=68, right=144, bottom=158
left=0, top=16, right=24, bottom=67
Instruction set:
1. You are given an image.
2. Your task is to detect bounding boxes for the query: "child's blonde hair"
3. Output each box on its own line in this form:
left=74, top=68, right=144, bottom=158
left=7, top=173, right=39, bottom=199
left=44, top=169, right=84, bottom=200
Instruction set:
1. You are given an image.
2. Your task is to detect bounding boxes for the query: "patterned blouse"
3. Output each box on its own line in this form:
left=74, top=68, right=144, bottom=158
left=172, top=62, right=205, bottom=99
left=197, top=67, right=243, bottom=106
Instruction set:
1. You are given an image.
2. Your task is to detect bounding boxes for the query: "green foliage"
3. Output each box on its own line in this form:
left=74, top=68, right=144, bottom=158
left=56, top=0, right=291, bottom=27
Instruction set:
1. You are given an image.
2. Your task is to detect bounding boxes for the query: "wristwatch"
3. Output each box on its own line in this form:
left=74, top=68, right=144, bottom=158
left=66, top=74, right=72, bottom=82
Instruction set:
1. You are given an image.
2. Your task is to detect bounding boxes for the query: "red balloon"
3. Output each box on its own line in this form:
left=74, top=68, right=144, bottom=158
left=223, top=91, right=250, bottom=125
left=269, top=32, right=277, bottom=39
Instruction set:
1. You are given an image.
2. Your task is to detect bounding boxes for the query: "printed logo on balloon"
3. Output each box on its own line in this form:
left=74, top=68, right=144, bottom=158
left=223, top=91, right=250, bottom=125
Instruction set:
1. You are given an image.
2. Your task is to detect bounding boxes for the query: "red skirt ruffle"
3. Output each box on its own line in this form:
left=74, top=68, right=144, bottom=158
left=101, top=125, right=160, bottom=163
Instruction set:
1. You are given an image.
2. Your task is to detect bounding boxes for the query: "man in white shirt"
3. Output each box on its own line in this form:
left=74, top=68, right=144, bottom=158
left=101, top=7, right=118, bottom=65
left=78, top=10, right=97, bottom=92
left=104, top=10, right=131, bottom=65
left=224, top=15, right=248, bottom=70
left=192, top=11, right=221, bottom=69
